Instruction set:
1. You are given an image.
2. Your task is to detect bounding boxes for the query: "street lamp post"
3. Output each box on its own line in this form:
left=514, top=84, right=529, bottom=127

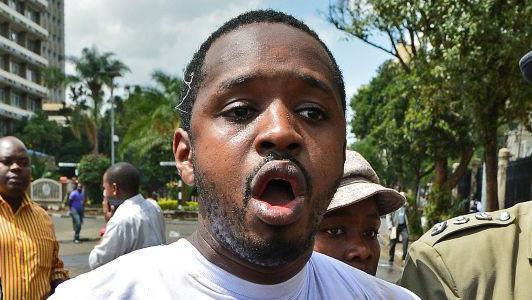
left=110, top=81, right=115, bottom=165
left=107, top=71, right=121, bottom=165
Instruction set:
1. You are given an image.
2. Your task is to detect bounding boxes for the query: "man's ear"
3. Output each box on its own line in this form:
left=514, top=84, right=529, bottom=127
left=112, top=183, right=118, bottom=196
left=173, top=128, right=194, bottom=186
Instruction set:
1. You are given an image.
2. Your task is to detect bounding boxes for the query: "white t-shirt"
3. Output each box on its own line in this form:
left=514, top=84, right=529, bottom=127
left=88, top=194, right=166, bottom=270
left=54, top=239, right=418, bottom=299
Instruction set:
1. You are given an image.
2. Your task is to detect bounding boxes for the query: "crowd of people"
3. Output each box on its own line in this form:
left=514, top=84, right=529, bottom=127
left=1, top=9, right=531, bottom=300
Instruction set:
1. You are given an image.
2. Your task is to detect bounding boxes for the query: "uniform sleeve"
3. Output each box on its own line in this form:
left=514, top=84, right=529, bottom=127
left=88, top=215, right=136, bottom=270
left=400, top=241, right=460, bottom=300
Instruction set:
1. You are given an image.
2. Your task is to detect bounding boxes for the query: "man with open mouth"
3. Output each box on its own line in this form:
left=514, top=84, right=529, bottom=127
left=52, top=10, right=418, bottom=299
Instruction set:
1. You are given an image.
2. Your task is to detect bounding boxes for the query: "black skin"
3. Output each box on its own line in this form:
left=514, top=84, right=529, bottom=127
left=0, top=136, right=65, bottom=292
left=173, top=23, right=346, bottom=284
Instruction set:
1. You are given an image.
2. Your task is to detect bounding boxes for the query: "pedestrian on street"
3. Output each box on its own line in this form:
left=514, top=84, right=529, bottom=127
left=314, top=150, right=405, bottom=275
left=0, top=136, right=68, bottom=299
left=88, top=162, right=166, bottom=270
left=68, top=183, right=85, bottom=243
left=387, top=197, right=409, bottom=265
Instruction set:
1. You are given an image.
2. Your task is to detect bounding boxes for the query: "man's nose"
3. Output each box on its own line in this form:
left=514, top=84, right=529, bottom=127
left=9, top=161, right=22, bottom=171
left=344, top=236, right=372, bottom=261
left=254, top=101, right=303, bottom=156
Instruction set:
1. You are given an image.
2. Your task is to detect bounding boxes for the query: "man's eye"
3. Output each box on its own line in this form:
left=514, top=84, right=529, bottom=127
left=363, top=230, right=379, bottom=239
left=325, top=227, right=345, bottom=237
left=297, top=106, right=326, bottom=121
left=222, top=104, right=257, bottom=122
left=17, top=159, right=29, bottom=167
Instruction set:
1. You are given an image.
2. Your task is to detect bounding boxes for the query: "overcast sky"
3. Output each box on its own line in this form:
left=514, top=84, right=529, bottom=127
left=65, top=0, right=392, bottom=141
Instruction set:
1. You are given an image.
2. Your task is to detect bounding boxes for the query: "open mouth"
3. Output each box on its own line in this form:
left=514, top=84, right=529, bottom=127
left=249, top=160, right=307, bottom=226
left=260, top=179, right=295, bottom=205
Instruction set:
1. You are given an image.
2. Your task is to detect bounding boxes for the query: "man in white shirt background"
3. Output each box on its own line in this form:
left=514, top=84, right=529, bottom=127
left=88, top=162, right=166, bottom=270
left=53, top=10, right=418, bottom=299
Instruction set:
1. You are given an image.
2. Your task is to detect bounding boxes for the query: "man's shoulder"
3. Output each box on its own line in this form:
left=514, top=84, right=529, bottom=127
left=415, top=201, right=530, bottom=250
left=27, top=200, right=52, bottom=220
left=310, top=252, right=419, bottom=299
left=54, top=241, right=188, bottom=298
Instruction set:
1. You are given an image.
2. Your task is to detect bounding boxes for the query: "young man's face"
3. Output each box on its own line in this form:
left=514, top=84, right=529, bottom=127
left=178, top=22, right=346, bottom=267
left=314, top=197, right=381, bottom=275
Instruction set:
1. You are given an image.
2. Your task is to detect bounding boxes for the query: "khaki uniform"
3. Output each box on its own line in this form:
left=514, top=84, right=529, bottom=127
left=400, top=201, right=532, bottom=299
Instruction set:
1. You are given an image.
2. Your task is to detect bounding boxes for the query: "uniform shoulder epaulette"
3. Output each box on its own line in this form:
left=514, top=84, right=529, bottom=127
left=420, top=210, right=515, bottom=247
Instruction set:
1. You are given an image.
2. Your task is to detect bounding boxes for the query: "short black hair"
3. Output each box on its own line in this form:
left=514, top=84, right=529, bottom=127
left=104, top=162, right=140, bottom=195
left=179, top=9, right=346, bottom=132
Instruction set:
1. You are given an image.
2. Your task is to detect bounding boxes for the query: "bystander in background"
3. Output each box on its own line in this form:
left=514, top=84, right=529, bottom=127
left=88, top=162, right=166, bottom=269
left=314, top=150, right=405, bottom=275
left=68, top=183, right=85, bottom=243
left=387, top=196, right=409, bottom=265
left=0, top=136, right=68, bottom=299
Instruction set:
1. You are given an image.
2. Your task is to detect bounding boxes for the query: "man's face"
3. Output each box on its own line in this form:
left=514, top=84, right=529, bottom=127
left=314, top=197, right=381, bottom=275
left=0, top=139, right=31, bottom=199
left=185, top=23, right=346, bottom=267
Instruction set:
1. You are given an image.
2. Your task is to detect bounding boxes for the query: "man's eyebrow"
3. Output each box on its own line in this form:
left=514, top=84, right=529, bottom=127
left=296, top=73, right=335, bottom=97
left=218, top=73, right=258, bottom=91
left=217, top=71, right=335, bottom=97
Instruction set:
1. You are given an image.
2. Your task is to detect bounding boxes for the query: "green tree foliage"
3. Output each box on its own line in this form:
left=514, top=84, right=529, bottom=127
left=78, top=154, right=110, bottom=204
left=116, top=70, right=183, bottom=196
left=328, top=0, right=532, bottom=214
left=68, top=47, right=129, bottom=154
left=14, top=112, right=62, bottom=155
left=119, top=70, right=183, bottom=157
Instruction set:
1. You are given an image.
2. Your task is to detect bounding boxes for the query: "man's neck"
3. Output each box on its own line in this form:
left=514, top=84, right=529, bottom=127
left=187, top=217, right=312, bottom=285
left=1, top=193, right=23, bottom=213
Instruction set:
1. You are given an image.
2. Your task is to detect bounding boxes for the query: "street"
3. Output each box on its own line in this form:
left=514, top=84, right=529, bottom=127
left=53, top=215, right=403, bottom=283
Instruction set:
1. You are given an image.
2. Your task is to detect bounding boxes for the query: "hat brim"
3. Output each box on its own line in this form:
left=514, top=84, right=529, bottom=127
left=327, top=182, right=405, bottom=216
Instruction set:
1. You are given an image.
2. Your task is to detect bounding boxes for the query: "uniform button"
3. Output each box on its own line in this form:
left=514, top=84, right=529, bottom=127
left=498, top=211, right=510, bottom=221
left=453, top=215, right=470, bottom=225
left=475, top=212, right=492, bottom=220
left=431, top=221, right=447, bottom=236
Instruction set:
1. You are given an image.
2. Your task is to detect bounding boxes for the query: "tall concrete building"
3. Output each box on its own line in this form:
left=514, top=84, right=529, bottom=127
left=0, top=0, right=64, bottom=135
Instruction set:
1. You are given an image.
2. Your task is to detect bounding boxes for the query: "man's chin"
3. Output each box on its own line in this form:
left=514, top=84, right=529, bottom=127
left=216, top=225, right=315, bottom=267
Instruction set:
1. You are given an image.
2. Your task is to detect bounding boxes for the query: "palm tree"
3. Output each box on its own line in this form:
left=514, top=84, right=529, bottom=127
left=69, top=47, right=130, bottom=154
left=120, top=70, right=183, bottom=157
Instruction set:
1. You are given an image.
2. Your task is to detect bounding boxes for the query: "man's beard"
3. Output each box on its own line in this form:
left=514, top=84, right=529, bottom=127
left=192, top=152, right=339, bottom=267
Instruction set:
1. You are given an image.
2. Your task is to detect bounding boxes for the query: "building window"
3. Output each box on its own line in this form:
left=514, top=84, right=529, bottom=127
left=10, top=61, right=20, bottom=76
left=0, top=89, right=4, bottom=103
left=28, top=98, right=36, bottom=111
left=12, top=93, right=21, bottom=108
left=10, top=31, right=18, bottom=43
left=8, top=0, right=17, bottom=10
left=27, top=68, right=37, bottom=82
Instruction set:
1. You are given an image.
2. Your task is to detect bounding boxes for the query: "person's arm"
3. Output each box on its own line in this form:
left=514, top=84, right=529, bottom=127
left=400, top=241, right=460, bottom=299
left=386, top=213, right=393, bottom=230
left=50, top=230, right=69, bottom=295
left=88, top=214, right=135, bottom=270
left=67, top=192, right=73, bottom=208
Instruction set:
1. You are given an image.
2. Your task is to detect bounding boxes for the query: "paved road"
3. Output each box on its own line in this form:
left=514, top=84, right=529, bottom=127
left=53, top=215, right=404, bottom=283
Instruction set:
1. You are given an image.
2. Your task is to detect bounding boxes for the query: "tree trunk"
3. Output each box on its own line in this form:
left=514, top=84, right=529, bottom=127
left=441, top=146, right=474, bottom=192
left=484, top=131, right=499, bottom=211
left=93, top=131, right=99, bottom=154
left=433, top=156, right=448, bottom=191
